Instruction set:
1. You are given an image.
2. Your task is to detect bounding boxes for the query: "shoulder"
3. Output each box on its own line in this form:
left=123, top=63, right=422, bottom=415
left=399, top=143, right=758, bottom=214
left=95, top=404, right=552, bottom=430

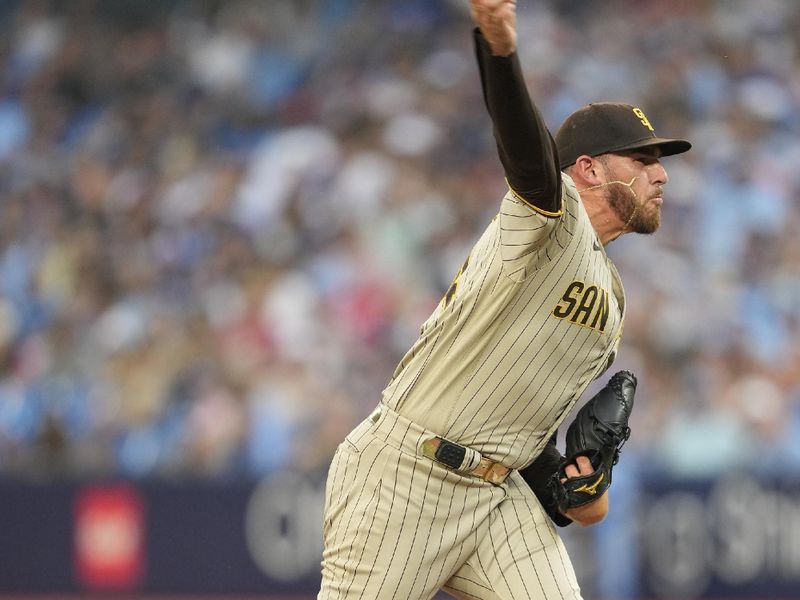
left=560, top=173, right=590, bottom=226
left=561, top=173, right=580, bottom=205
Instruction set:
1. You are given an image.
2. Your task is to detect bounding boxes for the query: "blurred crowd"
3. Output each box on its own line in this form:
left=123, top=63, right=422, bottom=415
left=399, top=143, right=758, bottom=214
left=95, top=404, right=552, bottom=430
left=0, top=0, right=799, bottom=481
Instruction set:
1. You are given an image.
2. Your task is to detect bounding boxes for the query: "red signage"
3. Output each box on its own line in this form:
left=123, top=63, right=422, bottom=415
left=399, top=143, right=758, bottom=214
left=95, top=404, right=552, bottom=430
left=73, top=485, right=145, bottom=590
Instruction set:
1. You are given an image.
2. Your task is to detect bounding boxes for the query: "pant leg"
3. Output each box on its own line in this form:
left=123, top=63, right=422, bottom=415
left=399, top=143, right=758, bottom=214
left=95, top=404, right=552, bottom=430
left=442, top=561, right=501, bottom=600
left=318, top=418, right=507, bottom=600
left=444, top=471, right=582, bottom=600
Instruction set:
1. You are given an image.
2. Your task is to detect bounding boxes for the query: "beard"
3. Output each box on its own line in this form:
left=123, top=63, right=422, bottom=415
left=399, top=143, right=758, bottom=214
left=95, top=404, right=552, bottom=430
left=606, top=178, right=661, bottom=234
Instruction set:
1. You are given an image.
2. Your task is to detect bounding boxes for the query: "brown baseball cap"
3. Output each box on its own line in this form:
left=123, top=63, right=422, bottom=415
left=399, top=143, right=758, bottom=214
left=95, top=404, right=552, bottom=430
left=554, top=102, right=691, bottom=170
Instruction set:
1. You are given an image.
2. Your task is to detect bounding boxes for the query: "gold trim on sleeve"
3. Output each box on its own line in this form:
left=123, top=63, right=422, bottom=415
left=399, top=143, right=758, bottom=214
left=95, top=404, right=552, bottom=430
left=505, top=179, right=563, bottom=218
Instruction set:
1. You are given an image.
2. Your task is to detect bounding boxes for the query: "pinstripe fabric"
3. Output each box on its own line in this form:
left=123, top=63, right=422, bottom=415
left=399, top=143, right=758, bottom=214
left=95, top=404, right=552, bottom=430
left=382, top=175, right=624, bottom=470
left=443, top=472, right=581, bottom=600
left=319, top=408, right=580, bottom=600
left=320, top=176, right=622, bottom=599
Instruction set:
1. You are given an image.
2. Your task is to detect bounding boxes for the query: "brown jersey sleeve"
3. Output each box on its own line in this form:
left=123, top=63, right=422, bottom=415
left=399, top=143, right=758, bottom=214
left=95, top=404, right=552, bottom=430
left=473, top=28, right=562, bottom=215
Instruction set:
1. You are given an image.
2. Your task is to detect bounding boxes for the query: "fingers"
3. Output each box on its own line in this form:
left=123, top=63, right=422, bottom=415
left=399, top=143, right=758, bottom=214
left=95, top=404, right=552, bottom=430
left=471, top=0, right=516, bottom=23
left=562, top=455, right=594, bottom=481
left=471, top=0, right=513, bottom=11
left=575, top=455, right=594, bottom=475
left=470, top=0, right=517, bottom=56
left=562, top=463, right=579, bottom=479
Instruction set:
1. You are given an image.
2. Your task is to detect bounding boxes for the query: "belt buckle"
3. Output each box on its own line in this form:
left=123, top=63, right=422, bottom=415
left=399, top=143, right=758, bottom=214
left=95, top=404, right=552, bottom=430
left=435, top=440, right=467, bottom=469
left=421, top=437, right=467, bottom=470
left=421, top=437, right=510, bottom=484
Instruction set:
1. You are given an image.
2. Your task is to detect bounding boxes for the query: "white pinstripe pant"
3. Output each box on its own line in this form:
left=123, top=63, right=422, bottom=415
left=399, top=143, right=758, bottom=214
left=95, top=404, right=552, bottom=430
left=318, top=406, right=582, bottom=600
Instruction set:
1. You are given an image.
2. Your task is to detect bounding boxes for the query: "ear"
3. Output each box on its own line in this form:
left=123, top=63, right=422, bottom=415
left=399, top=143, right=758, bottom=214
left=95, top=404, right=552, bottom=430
left=571, top=155, right=603, bottom=187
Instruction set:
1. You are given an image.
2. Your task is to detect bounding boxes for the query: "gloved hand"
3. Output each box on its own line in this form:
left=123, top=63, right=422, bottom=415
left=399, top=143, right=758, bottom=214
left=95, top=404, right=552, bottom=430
left=551, top=370, right=637, bottom=513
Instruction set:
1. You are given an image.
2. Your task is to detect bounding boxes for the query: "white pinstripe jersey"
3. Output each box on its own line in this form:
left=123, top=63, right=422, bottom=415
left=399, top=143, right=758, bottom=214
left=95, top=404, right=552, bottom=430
left=381, top=174, right=625, bottom=470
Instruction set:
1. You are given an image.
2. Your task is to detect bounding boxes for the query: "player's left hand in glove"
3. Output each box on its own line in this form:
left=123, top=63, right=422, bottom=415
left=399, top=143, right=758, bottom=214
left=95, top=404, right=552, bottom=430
left=551, top=370, right=637, bottom=515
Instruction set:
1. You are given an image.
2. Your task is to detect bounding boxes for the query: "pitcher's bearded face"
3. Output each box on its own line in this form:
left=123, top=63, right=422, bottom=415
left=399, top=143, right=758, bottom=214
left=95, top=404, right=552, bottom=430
left=605, top=177, right=662, bottom=234
left=599, top=150, right=667, bottom=234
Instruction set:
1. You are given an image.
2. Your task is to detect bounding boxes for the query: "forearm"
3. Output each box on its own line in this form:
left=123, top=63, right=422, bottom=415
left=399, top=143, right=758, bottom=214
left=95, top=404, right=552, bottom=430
left=564, top=491, right=609, bottom=527
left=473, top=29, right=561, bottom=213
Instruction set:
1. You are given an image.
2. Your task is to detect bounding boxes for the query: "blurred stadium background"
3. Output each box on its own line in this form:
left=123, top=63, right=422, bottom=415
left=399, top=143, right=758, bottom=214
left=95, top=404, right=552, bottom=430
left=0, top=0, right=799, bottom=598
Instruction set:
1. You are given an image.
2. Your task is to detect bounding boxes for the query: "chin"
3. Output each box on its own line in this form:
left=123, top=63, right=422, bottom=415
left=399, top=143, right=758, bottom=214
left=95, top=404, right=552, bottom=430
left=633, top=207, right=661, bottom=234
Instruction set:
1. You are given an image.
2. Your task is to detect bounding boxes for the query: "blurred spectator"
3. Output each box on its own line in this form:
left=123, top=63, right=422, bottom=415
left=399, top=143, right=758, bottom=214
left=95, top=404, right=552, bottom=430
left=0, top=0, right=799, bottom=481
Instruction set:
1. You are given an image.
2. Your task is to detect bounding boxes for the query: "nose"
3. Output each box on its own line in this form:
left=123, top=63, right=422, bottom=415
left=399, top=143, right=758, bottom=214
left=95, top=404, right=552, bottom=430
left=650, top=161, right=668, bottom=186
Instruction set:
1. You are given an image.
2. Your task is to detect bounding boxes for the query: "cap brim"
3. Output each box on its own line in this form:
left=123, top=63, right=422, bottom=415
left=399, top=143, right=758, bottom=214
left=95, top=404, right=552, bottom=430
left=558, top=136, right=692, bottom=170
left=614, top=137, right=692, bottom=158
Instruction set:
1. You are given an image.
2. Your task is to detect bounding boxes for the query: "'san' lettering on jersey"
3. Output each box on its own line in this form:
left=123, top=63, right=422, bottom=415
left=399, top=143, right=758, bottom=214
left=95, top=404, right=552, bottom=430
left=552, top=280, right=610, bottom=333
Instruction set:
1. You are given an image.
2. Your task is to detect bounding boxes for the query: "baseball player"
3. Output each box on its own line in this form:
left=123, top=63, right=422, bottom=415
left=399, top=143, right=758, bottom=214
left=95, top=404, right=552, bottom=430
left=318, top=1, right=691, bottom=598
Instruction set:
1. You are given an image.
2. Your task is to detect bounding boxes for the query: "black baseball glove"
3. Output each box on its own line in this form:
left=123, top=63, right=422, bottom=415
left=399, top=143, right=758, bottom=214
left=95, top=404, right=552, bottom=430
left=519, top=434, right=573, bottom=526
left=551, top=370, right=637, bottom=514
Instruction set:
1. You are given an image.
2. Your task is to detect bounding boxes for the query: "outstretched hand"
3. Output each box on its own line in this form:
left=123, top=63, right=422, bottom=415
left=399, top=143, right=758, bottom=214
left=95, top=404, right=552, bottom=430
left=470, top=0, right=517, bottom=56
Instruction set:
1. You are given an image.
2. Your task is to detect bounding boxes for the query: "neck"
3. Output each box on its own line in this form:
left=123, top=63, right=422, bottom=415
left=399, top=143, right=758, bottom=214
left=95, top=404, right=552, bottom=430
left=582, top=196, right=627, bottom=245
left=572, top=176, right=638, bottom=246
